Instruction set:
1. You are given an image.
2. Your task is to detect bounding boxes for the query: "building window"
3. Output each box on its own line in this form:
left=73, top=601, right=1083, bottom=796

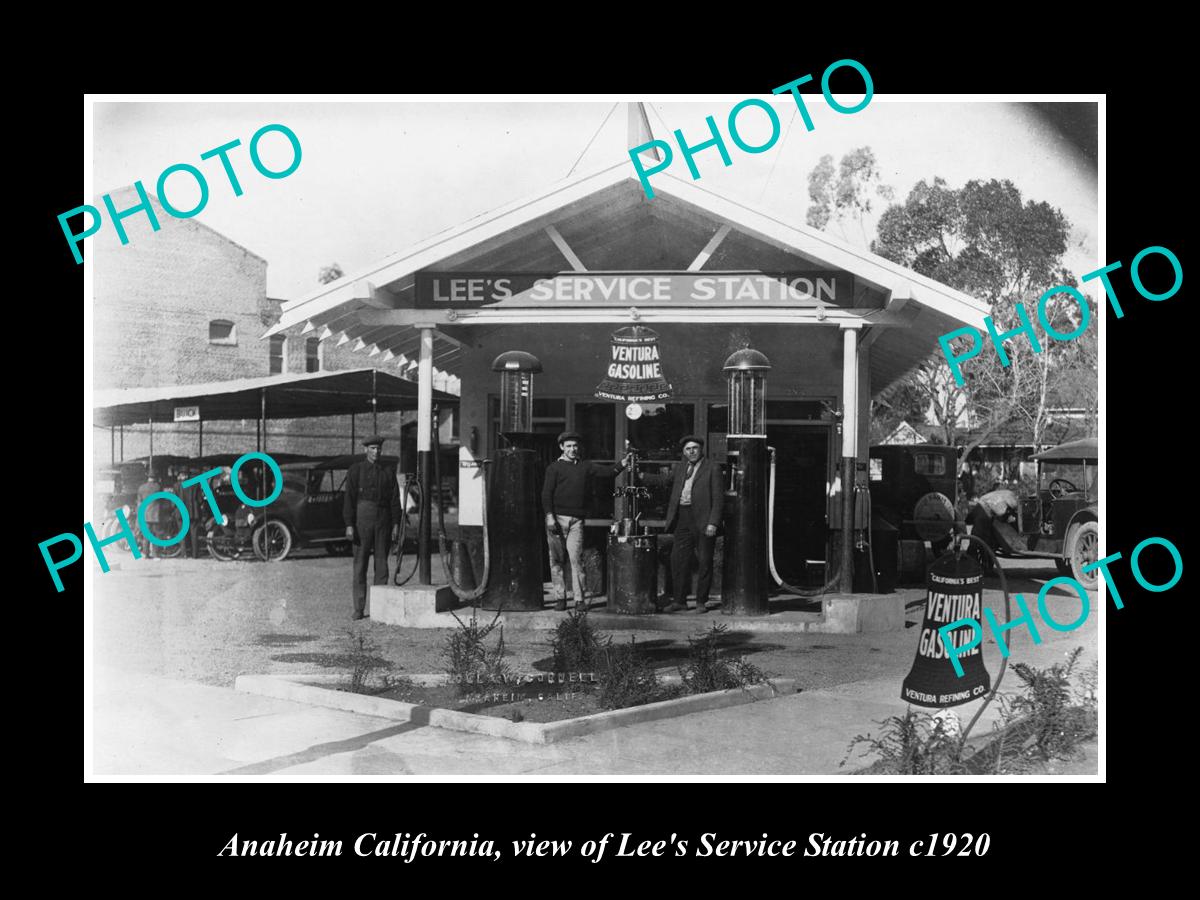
left=269, top=335, right=286, bottom=374
left=209, top=319, right=237, bottom=345
left=305, top=337, right=321, bottom=373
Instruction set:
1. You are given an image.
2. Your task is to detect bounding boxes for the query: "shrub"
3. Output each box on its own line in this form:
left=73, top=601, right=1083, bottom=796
left=343, top=630, right=392, bottom=694
left=597, top=636, right=668, bottom=710
left=679, top=623, right=769, bottom=695
left=842, top=709, right=968, bottom=775
left=550, top=606, right=609, bottom=672
left=443, top=608, right=512, bottom=693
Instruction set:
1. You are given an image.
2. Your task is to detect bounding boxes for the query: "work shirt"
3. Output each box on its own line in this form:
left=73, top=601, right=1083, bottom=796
left=542, top=456, right=624, bottom=519
left=343, top=460, right=402, bottom=522
left=680, top=462, right=698, bottom=506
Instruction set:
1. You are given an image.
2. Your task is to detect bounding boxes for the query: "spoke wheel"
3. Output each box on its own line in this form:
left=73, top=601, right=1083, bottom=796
left=1069, top=522, right=1099, bottom=590
left=253, top=520, right=293, bottom=562
left=205, top=517, right=238, bottom=562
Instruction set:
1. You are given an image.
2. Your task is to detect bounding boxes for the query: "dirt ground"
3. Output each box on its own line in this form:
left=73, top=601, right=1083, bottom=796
left=92, top=548, right=1092, bottom=695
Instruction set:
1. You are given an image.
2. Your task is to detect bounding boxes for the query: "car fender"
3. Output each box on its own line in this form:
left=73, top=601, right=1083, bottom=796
left=1062, top=508, right=1098, bottom=559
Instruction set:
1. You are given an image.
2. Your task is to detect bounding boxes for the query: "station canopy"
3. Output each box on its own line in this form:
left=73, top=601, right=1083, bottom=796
left=93, top=367, right=459, bottom=428
left=267, top=106, right=993, bottom=392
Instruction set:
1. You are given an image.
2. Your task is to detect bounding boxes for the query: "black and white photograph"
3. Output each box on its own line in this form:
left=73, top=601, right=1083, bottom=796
left=80, top=91, right=1109, bottom=780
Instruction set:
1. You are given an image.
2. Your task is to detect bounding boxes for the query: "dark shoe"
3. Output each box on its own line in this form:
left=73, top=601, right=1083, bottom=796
left=704, top=600, right=723, bottom=611
left=352, top=612, right=366, bottom=620
left=664, top=603, right=687, bottom=614
left=554, top=599, right=567, bottom=611
left=691, top=604, right=710, bottom=614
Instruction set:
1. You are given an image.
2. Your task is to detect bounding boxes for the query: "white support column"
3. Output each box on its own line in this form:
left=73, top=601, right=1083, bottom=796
left=417, top=326, right=435, bottom=453
left=416, top=325, right=436, bottom=584
left=841, top=326, right=861, bottom=460
left=839, top=324, right=862, bottom=594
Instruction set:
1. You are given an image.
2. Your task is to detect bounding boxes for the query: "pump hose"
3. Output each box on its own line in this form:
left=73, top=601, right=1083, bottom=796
left=392, top=476, right=418, bottom=586
left=956, top=532, right=1011, bottom=745
left=432, top=424, right=491, bottom=602
left=767, top=446, right=849, bottom=597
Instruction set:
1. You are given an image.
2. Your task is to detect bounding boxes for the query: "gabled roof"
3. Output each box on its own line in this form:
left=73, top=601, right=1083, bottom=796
left=272, top=154, right=993, bottom=391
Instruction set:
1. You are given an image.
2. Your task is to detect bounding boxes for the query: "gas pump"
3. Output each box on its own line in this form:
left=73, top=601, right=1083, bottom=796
left=481, top=351, right=545, bottom=610
left=607, top=445, right=657, bottom=614
left=721, top=349, right=771, bottom=615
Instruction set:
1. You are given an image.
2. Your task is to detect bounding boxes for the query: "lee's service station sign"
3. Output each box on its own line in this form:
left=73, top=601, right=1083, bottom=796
left=415, top=272, right=859, bottom=308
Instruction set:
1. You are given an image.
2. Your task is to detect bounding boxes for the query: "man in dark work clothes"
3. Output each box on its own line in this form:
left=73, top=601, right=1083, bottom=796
left=343, top=435, right=401, bottom=620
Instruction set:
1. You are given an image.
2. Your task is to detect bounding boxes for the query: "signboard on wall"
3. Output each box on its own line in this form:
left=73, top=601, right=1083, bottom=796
left=594, top=326, right=673, bottom=402
left=414, top=271, right=859, bottom=309
left=173, top=405, right=200, bottom=422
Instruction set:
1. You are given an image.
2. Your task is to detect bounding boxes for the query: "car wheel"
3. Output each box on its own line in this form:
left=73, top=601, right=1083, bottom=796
left=1069, top=522, right=1099, bottom=590
left=205, top=517, right=238, bottom=562
left=253, top=520, right=293, bottom=562
left=144, top=502, right=186, bottom=558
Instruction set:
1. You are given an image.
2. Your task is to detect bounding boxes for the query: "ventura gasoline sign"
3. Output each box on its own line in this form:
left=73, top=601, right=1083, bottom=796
left=595, top=327, right=673, bottom=402
left=415, top=272, right=857, bottom=309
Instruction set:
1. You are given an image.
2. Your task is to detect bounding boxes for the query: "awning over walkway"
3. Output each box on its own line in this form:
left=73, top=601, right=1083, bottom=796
left=93, top=368, right=459, bottom=428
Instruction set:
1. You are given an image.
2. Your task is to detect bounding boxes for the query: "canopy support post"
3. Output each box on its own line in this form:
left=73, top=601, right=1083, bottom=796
left=417, top=326, right=435, bottom=585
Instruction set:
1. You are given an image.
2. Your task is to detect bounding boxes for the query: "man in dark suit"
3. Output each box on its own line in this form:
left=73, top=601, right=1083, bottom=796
left=662, top=436, right=725, bottom=614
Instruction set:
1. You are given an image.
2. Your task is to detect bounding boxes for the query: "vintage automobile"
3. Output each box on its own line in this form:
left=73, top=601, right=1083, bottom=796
left=973, top=437, right=1098, bottom=588
left=205, top=455, right=414, bottom=562
left=869, top=444, right=959, bottom=581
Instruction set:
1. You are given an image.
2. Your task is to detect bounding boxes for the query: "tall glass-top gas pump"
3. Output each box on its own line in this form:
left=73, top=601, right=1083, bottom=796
left=482, top=351, right=545, bottom=610
left=722, top=349, right=771, bottom=615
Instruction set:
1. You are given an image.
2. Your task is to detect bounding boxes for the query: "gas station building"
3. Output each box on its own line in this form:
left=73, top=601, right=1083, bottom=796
left=269, top=124, right=988, bottom=609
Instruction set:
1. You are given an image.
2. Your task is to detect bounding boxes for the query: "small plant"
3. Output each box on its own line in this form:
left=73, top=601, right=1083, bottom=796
left=843, top=646, right=1098, bottom=775
left=550, top=606, right=609, bottom=672
left=993, top=647, right=1097, bottom=765
left=443, top=607, right=511, bottom=693
left=679, top=623, right=769, bottom=695
left=597, top=636, right=667, bottom=710
left=842, top=709, right=968, bottom=775
left=344, top=630, right=391, bottom=694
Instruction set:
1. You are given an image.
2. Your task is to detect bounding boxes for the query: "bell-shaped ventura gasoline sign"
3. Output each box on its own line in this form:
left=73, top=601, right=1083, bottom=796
left=901, top=550, right=991, bottom=708
left=595, top=326, right=673, bottom=402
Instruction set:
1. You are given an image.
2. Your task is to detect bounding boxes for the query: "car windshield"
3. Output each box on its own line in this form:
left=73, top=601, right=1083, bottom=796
left=1039, top=460, right=1096, bottom=496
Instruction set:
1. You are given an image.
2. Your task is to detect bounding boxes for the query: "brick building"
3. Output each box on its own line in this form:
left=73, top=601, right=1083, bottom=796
left=93, top=186, right=454, bottom=466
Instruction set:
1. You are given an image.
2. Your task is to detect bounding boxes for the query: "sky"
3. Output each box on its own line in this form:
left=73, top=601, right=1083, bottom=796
left=92, top=98, right=1098, bottom=301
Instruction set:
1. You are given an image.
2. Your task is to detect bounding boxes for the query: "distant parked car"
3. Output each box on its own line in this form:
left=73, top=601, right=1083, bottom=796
left=207, top=455, right=414, bottom=562
left=969, top=438, right=1098, bottom=588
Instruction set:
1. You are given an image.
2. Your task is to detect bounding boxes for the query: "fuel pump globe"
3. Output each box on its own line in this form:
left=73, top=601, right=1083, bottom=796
left=491, top=350, right=542, bottom=435
left=723, top=348, right=771, bottom=436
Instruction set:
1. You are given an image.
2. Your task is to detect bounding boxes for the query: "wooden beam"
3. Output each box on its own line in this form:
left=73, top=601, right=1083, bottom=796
left=544, top=225, right=588, bottom=272
left=687, top=224, right=732, bottom=271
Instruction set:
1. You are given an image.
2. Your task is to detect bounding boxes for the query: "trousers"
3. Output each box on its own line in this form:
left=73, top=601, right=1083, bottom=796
left=352, top=502, right=392, bottom=616
left=671, top=505, right=715, bottom=606
left=546, top=515, right=586, bottom=601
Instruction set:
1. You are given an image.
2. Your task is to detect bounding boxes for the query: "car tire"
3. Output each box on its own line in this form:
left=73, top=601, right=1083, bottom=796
left=253, top=520, right=293, bottom=562
left=205, top=516, right=238, bottom=561
left=1069, top=521, right=1099, bottom=590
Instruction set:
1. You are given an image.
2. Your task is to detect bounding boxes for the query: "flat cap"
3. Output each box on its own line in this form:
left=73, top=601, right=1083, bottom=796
left=557, top=431, right=583, bottom=444
left=361, top=435, right=386, bottom=447
left=679, top=435, right=705, bottom=448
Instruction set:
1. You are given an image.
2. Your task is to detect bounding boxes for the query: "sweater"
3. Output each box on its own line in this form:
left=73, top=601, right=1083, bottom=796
left=542, top=458, right=620, bottom=519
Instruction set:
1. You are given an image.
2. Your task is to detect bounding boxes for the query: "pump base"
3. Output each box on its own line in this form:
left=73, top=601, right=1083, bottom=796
left=370, top=584, right=457, bottom=628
